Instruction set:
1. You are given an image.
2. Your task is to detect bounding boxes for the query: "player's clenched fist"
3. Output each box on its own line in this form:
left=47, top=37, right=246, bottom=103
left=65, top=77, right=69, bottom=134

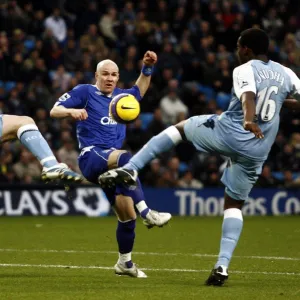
left=70, top=108, right=88, bottom=121
left=244, top=121, right=264, bottom=139
left=143, top=51, right=157, bottom=66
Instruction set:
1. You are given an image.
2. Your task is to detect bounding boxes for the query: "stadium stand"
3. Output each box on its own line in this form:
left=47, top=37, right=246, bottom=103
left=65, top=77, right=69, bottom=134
left=0, top=0, right=299, bottom=187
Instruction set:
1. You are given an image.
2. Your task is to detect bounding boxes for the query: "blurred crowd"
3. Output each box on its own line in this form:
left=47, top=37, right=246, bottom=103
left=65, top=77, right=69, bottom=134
left=0, top=0, right=299, bottom=188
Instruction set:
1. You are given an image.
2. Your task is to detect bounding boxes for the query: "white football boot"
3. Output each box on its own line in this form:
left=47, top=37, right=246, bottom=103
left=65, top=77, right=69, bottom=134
left=41, top=163, right=83, bottom=183
left=143, top=210, right=172, bottom=229
left=114, top=262, right=147, bottom=278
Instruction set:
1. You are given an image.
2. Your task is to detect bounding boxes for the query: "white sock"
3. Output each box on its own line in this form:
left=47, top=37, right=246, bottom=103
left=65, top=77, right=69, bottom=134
left=118, top=252, right=132, bottom=264
left=136, top=200, right=149, bottom=213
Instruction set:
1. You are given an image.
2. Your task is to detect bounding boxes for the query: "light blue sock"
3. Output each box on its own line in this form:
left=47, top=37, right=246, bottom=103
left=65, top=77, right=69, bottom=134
left=215, top=208, right=243, bottom=268
left=125, top=126, right=182, bottom=170
left=18, top=124, right=59, bottom=168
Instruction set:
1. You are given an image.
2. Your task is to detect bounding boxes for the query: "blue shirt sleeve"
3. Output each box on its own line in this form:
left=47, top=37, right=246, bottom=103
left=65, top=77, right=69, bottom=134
left=56, top=84, right=88, bottom=108
left=114, top=85, right=142, bottom=101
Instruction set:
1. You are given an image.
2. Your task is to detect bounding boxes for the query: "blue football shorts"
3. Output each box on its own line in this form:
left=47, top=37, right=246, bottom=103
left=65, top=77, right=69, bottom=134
left=78, top=146, right=130, bottom=205
left=184, top=115, right=264, bottom=201
left=78, top=146, right=118, bottom=184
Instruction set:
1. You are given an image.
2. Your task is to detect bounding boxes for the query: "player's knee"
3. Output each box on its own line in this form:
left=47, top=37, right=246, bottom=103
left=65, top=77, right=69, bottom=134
left=121, top=203, right=136, bottom=220
left=19, top=116, right=35, bottom=127
left=117, top=210, right=137, bottom=222
left=3, top=116, right=37, bottom=141
left=224, top=193, right=244, bottom=210
left=118, top=151, right=132, bottom=167
left=15, top=116, right=37, bottom=139
left=175, top=121, right=187, bottom=140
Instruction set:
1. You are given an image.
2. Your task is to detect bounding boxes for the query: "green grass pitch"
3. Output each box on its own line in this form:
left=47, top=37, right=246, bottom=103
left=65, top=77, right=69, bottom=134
left=0, top=216, right=299, bottom=300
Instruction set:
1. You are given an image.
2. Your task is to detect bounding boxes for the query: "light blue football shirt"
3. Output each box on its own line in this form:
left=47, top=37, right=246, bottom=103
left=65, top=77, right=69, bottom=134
left=216, top=59, right=300, bottom=161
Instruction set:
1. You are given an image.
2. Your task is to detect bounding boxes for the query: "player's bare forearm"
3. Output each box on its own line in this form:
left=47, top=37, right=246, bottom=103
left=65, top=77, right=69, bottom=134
left=241, top=92, right=256, bottom=123
left=135, top=51, right=157, bottom=97
left=283, top=98, right=300, bottom=111
left=135, top=74, right=151, bottom=97
left=50, top=105, right=71, bottom=118
left=50, top=106, right=88, bottom=121
left=241, top=91, right=264, bottom=139
left=50, top=105, right=73, bottom=118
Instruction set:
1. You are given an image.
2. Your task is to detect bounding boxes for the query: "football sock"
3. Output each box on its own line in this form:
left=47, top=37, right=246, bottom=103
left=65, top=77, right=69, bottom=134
left=118, top=152, right=150, bottom=217
left=124, top=126, right=182, bottom=171
left=17, top=124, right=59, bottom=168
left=215, top=208, right=243, bottom=268
left=117, top=219, right=136, bottom=267
left=135, top=200, right=150, bottom=219
left=116, top=178, right=150, bottom=219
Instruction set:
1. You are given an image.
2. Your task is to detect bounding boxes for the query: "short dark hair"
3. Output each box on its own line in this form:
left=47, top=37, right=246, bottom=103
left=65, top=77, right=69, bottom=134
left=239, top=28, right=269, bottom=55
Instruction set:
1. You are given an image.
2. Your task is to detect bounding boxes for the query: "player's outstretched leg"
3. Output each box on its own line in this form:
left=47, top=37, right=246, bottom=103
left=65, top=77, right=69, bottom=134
left=1, top=115, right=83, bottom=183
left=206, top=194, right=244, bottom=286
left=114, top=195, right=147, bottom=278
left=115, top=152, right=171, bottom=228
left=99, top=125, right=183, bottom=186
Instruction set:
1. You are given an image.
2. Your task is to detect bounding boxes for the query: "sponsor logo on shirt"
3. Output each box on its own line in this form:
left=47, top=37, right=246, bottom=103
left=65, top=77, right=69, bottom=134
left=100, top=116, right=117, bottom=125
left=238, top=78, right=249, bottom=88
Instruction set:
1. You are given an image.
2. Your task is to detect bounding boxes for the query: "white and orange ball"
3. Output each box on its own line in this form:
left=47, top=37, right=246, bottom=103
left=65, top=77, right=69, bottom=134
left=109, top=93, right=140, bottom=124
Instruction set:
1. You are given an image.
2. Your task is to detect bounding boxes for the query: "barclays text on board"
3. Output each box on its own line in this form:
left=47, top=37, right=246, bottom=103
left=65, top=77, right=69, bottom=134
left=0, top=188, right=110, bottom=217
left=0, top=187, right=299, bottom=216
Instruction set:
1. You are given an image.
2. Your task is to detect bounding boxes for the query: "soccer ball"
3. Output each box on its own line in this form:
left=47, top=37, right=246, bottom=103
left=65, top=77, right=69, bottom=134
left=109, top=93, right=140, bottom=124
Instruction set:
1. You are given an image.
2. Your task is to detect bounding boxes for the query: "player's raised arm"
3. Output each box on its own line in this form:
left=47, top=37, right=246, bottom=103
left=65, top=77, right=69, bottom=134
left=135, top=51, right=157, bottom=97
left=50, top=85, right=88, bottom=121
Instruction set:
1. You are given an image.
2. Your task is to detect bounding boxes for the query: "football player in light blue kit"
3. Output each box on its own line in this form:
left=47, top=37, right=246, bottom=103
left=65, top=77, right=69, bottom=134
left=0, top=117, right=82, bottom=183
left=50, top=51, right=171, bottom=278
left=99, top=29, right=300, bottom=285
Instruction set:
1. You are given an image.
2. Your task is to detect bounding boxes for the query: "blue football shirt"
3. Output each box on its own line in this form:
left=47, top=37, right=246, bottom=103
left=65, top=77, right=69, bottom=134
left=56, top=84, right=141, bottom=150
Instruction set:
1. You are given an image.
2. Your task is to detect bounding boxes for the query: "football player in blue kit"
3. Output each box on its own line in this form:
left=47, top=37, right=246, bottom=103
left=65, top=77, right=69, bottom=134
left=99, top=29, right=300, bottom=285
left=50, top=51, right=171, bottom=278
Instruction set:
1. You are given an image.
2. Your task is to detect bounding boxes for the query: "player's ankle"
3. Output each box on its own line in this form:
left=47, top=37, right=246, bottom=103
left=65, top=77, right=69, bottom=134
left=136, top=201, right=149, bottom=219
left=125, top=260, right=133, bottom=268
left=140, top=208, right=150, bottom=219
